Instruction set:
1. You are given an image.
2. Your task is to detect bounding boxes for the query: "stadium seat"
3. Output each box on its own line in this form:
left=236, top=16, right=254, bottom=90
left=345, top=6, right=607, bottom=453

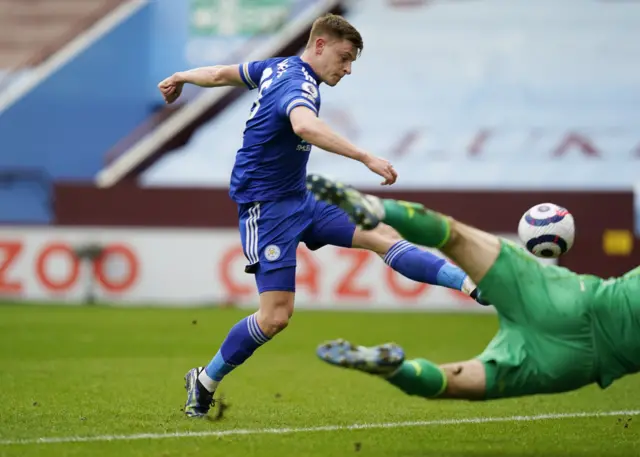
left=0, top=0, right=126, bottom=71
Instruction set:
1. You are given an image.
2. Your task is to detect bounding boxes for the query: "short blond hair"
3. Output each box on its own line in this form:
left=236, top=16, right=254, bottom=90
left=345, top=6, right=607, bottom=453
left=307, top=14, right=363, bottom=55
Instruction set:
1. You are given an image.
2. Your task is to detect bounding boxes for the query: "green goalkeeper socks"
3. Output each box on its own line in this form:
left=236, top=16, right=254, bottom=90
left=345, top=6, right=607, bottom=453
left=382, top=200, right=451, bottom=248
left=386, top=359, right=447, bottom=398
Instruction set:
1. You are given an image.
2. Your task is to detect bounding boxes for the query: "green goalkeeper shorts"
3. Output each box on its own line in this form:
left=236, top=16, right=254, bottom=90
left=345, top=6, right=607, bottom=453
left=474, top=240, right=640, bottom=399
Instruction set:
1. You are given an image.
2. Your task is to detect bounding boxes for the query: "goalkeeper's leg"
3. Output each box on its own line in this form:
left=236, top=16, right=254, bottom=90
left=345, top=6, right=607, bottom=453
left=316, top=339, right=486, bottom=399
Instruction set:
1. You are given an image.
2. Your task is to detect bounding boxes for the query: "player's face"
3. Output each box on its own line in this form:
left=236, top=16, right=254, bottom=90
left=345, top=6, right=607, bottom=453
left=319, top=38, right=357, bottom=86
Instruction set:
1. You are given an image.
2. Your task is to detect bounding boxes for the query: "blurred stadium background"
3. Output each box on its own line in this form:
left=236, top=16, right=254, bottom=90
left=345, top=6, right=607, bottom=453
left=1, top=1, right=639, bottom=456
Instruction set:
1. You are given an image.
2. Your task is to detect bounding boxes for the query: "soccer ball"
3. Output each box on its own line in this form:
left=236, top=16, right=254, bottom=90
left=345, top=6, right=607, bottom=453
left=517, top=203, right=575, bottom=258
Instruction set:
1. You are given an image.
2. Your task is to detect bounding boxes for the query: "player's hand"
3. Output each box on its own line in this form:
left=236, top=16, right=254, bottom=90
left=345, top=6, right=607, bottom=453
left=158, top=74, right=184, bottom=104
left=362, top=154, right=397, bottom=185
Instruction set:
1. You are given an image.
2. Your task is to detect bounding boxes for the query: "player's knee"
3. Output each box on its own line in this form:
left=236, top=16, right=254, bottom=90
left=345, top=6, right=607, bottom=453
left=260, top=310, right=290, bottom=335
left=263, top=317, right=290, bottom=335
left=353, top=223, right=403, bottom=255
left=439, top=360, right=486, bottom=400
left=257, top=293, right=294, bottom=336
left=375, top=223, right=402, bottom=242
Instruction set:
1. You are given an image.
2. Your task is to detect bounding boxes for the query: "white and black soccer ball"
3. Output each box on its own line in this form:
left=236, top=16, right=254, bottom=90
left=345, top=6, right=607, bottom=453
left=518, top=203, right=575, bottom=258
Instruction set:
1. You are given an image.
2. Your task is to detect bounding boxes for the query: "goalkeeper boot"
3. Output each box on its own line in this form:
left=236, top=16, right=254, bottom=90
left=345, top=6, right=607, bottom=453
left=316, top=339, right=405, bottom=376
left=306, top=174, right=384, bottom=230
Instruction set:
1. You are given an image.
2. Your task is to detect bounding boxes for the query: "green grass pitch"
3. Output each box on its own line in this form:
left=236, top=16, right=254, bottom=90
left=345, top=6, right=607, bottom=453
left=0, top=303, right=638, bottom=457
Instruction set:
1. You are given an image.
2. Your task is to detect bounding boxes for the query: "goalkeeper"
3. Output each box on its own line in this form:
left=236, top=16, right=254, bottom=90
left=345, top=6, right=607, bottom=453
left=307, top=173, right=640, bottom=400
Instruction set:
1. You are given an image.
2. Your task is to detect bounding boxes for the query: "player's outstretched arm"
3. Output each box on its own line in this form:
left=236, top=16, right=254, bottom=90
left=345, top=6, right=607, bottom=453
left=157, top=65, right=245, bottom=104
left=290, top=106, right=397, bottom=186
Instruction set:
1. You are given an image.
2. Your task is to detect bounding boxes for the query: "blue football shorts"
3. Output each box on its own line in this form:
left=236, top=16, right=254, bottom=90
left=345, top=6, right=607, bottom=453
left=237, top=191, right=356, bottom=293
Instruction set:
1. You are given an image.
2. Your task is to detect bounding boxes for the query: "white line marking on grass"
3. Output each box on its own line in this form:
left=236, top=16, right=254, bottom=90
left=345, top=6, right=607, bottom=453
left=1, top=410, right=638, bottom=446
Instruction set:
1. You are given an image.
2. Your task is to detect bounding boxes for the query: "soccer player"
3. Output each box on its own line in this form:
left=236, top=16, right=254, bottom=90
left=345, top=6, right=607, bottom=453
left=307, top=173, right=640, bottom=400
left=158, top=14, right=486, bottom=418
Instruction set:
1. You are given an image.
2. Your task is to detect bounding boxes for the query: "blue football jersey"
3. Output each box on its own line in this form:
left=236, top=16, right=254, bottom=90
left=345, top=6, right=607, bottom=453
left=229, top=56, right=322, bottom=203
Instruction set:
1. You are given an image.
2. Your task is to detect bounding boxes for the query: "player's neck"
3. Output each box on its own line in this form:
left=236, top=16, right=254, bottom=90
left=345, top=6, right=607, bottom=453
left=299, top=51, right=322, bottom=83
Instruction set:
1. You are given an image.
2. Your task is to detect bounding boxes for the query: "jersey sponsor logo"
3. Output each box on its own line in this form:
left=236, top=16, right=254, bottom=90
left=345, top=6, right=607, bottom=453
left=264, top=245, right=281, bottom=261
left=296, top=142, right=312, bottom=152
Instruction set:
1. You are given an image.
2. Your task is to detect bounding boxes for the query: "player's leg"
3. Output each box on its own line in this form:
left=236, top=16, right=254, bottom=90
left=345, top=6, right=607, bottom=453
left=352, top=225, right=486, bottom=303
left=186, top=274, right=293, bottom=418
left=382, top=200, right=501, bottom=286
left=302, top=193, right=486, bottom=304
left=184, top=200, right=302, bottom=418
left=316, top=339, right=486, bottom=399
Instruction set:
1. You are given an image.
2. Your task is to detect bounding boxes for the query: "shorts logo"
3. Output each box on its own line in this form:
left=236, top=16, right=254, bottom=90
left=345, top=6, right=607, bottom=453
left=264, top=245, right=281, bottom=261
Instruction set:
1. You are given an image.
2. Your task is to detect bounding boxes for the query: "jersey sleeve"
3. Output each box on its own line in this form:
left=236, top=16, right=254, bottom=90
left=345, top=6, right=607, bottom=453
left=277, top=79, right=320, bottom=118
left=238, top=59, right=274, bottom=90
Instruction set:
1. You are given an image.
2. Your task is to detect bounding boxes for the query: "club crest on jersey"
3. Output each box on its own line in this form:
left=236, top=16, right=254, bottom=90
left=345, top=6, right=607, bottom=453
left=264, top=245, right=281, bottom=261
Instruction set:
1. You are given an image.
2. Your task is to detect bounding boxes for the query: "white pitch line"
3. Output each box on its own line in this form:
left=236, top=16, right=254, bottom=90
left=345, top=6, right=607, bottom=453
left=1, top=409, right=638, bottom=446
